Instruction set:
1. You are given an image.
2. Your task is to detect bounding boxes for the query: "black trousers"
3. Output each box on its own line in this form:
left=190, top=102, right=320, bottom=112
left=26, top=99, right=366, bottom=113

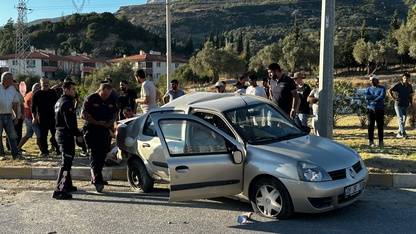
left=85, top=126, right=110, bottom=184
left=55, top=131, right=75, bottom=191
left=7, top=118, right=22, bottom=150
left=367, top=109, right=384, bottom=143
left=39, top=115, right=59, bottom=154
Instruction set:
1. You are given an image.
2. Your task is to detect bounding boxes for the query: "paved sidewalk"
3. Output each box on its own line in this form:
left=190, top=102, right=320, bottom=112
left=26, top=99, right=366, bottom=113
left=0, top=155, right=415, bottom=188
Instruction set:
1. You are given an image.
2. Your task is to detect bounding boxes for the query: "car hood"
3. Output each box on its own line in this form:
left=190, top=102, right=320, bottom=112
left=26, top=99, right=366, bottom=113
left=250, top=134, right=361, bottom=172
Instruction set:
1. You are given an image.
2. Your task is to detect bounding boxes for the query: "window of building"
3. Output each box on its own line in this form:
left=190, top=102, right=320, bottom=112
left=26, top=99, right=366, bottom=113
left=156, top=62, right=161, bottom=67
left=12, top=60, right=18, bottom=66
left=175, top=63, right=179, bottom=68
left=26, top=60, right=35, bottom=68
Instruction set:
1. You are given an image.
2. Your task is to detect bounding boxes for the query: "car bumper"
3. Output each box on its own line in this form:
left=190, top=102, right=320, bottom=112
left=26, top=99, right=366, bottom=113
left=281, top=170, right=368, bottom=213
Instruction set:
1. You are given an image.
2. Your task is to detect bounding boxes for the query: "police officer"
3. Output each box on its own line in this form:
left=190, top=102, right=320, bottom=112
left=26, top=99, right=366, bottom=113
left=53, top=81, right=83, bottom=200
left=81, top=83, right=118, bottom=192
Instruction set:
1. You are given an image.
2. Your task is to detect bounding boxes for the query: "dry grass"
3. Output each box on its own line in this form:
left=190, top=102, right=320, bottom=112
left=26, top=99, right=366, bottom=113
left=334, top=115, right=416, bottom=173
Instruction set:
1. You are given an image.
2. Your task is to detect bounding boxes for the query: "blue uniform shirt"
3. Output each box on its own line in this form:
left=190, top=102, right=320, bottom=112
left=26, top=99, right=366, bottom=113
left=365, top=85, right=386, bottom=111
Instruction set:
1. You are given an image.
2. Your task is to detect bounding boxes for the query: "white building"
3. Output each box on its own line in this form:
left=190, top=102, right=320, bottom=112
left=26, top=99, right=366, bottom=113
left=108, top=50, right=188, bottom=82
left=0, top=49, right=107, bottom=80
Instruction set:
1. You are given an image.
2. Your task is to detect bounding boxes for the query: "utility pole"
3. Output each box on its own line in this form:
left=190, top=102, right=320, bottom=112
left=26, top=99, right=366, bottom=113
left=15, top=0, right=32, bottom=75
left=166, top=0, right=172, bottom=91
left=317, top=0, right=335, bottom=138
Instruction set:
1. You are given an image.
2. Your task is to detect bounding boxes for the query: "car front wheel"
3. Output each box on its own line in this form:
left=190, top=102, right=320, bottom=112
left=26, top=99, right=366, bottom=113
left=250, top=177, right=294, bottom=219
left=127, top=157, right=154, bottom=193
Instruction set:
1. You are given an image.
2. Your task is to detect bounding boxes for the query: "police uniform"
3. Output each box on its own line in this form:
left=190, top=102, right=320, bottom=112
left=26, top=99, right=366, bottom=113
left=82, top=92, right=118, bottom=188
left=53, top=94, right=82, bottom=199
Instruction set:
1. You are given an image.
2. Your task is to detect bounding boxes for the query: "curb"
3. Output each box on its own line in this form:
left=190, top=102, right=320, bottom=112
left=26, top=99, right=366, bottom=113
left=1, top=167, right=416, bottom=188
left=0, top=166, right=128, bottom=181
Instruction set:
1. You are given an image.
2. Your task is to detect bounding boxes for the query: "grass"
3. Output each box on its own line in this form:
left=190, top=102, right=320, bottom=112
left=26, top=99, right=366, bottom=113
left=333, top=115, right=416, bottom=173
left=1, top=113, right=415, bottom=173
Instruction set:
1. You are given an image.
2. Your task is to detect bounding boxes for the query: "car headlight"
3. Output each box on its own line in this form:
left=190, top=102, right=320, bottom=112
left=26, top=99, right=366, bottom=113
left=297, top=161, right=332, bottom=182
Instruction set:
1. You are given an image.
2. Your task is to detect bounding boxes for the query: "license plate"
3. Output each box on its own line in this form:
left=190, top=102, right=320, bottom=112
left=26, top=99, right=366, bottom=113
left=344, top=180, right=365, bottom=197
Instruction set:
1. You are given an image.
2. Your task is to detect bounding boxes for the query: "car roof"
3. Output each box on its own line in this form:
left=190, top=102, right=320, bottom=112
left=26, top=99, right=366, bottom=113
left=162, top=92, right=269, bottom=112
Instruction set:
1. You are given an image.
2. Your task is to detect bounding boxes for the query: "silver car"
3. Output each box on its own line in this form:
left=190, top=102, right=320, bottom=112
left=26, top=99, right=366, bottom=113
left=116, top=92, right=368, bottom=219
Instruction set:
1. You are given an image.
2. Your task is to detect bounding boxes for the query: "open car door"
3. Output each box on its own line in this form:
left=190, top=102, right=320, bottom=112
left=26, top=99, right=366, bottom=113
left=150, top=113, right=245, bottom=202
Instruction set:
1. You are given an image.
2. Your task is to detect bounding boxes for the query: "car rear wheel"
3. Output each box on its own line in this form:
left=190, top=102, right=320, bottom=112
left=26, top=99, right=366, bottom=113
left=127, top=157, right=154, bottom=193
left=250, top=177, right=294, bottom=219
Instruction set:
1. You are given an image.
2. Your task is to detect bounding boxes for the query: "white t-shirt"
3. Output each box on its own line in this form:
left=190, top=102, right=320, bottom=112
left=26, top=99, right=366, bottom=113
left=140, top=80, right=158, bottom=113
left=246, top=86, right=267, bottom=98
left=0, top=84, right=19, bottom=114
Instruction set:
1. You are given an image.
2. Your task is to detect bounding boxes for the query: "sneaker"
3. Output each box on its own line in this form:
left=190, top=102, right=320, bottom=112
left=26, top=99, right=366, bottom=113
left=369, top=141, right=375, bottom=148
left=64, top=186, right=78, bottom=193
left=80, top=151, right=88, bottom=157
left=378, top=142, right=384, bottom=148
left=396, top=133, right=404, bottom=139
left=52, top=191, right=73, bottom=200
left=40, top=153, right=49, bottom=158
left=0, top=156, right=5, bottom=161
left=94, top=183, right=104, bottom=193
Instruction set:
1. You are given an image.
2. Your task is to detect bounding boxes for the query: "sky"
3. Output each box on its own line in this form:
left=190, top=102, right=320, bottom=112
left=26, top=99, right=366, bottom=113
left=0, top=0, right=147, bottom=26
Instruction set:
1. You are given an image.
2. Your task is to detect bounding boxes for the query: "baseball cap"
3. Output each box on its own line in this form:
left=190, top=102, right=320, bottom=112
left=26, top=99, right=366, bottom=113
left=369, top=74, right=378, bottom=80
left=215, top=81, right=223, bottom=87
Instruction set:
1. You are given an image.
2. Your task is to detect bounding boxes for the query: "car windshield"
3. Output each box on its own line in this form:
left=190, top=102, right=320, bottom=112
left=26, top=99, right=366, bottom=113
left=224, top=103, right=306, bottom=144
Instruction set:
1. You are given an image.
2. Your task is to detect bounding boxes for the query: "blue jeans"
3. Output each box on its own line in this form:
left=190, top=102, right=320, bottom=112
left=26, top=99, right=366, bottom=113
left=0, top=114, right=18, bottom=157
left=394, top=105, right=408, bottom=135
left=297, top=113, right=309, bottom=126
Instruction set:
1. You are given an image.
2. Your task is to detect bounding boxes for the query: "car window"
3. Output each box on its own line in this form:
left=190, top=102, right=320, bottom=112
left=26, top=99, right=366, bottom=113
left=158, top=119, right=228, bottom=156
left=193, top=112, right=235, bottom=138
left=143, top=116, right=157, bottom=136
left=224, top=103, right=306, bottom=144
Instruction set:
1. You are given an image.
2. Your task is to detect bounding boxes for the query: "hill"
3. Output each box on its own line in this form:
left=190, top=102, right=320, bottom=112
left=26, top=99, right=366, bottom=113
left=1, top=0, right=412, bottom=60
left=115, top=0, right=411, bottom=53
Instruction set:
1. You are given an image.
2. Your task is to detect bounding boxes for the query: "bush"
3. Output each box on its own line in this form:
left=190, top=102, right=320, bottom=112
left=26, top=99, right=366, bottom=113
left=384, top=96, right=396, bottom=126
left=351, top=92, right=367, bottom=127
left=409, top=95, right=416, bottom=128
left=333, top=80, right=356, bottom=127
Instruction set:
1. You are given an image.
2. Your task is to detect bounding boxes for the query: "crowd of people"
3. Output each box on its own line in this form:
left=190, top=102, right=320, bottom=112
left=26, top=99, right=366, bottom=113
left=214, top=63, right=413, bottom=148
left=0, top=63, right=414, bottom=199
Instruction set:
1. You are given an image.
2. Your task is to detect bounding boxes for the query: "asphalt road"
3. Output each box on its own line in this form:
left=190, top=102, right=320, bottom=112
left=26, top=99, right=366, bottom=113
left=1, top=180, right=416, bottom=233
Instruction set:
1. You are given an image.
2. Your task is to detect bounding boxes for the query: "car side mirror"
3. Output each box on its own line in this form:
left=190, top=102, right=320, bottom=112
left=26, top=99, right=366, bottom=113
left=232, top=150, right=243, bottom=164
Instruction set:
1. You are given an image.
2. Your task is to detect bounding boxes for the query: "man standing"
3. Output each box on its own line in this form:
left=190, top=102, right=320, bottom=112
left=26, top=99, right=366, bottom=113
left=118, top=80, right=137, bottom=120
left=31, top=77, right=59, bottom=157
left=307, top=77, right=320, bottom=134
left=262, top=78, right=270, bottom=99
left=162, top=79, right=185, bottom=104
left=82, top=83, right=118, bottom=192
left=7, top=80, right=25, bottom=150
left=388, top=72, right=414, bottom=138
left=246, top=74, right=267, bottom=98
left=365, top=75, right=386, bottom=148
left=268, top=63, right=299, bottom=119
left=17, top=83, right=42, bottom=153
left=134, top=69, right=161, bottom=113
left=0, top=72, right=21, bottom=160
left=214, top=81, right=225, bottom=93
left=233, top=81, right=246, bottom=94
left=293, top=72, right=311, bottom=126
left=53, top=81, right=84, bottom=200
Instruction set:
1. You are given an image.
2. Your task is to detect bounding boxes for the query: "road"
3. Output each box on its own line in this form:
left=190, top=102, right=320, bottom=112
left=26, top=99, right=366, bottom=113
left=1, top=180, right=415, bottom=233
